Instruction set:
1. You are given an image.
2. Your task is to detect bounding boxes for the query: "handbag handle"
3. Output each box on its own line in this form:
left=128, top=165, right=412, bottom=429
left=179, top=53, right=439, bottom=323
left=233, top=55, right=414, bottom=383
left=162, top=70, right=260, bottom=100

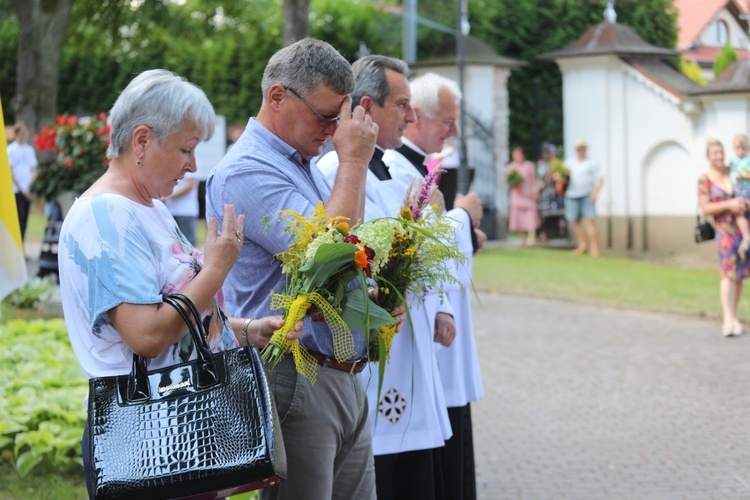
left=696, top=202, right=712, bottom=223
left=126, top=293, right=221, bottom=402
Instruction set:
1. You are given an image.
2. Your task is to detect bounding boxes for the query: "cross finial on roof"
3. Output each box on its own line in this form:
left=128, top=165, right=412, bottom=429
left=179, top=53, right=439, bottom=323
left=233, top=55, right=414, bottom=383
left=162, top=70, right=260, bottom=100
left=604, top=0, right=617, bottom=24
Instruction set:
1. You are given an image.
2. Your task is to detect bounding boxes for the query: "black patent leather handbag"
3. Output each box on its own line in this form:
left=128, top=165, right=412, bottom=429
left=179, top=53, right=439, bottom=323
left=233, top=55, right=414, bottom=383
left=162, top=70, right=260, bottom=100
left=87, top=294, right=286, bottom=500
left=695, top=214, right=715, bottom=243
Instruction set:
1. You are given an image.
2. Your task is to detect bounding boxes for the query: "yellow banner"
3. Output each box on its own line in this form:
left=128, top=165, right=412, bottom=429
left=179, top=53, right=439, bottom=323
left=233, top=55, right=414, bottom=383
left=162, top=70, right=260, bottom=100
left=0, top=95, right=28, bottom=305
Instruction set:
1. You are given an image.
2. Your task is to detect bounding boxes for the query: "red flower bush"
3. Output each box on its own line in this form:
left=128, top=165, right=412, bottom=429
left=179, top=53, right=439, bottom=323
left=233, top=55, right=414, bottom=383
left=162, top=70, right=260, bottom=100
left=32, top=113, right=110, bottom=201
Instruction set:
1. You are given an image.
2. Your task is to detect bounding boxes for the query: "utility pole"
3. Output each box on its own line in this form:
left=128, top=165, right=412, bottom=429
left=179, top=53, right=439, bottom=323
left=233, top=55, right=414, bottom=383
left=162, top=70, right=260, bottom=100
left=457, top=0, right=470, bottom=194
left=401, top=0, right=456, bottom=65
left=402, top=0, right=417, bottom=64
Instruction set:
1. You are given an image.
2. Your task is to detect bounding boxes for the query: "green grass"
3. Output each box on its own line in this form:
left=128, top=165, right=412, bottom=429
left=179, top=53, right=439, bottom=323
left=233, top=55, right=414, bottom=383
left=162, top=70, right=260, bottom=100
left=0, top=464, right=87, bottom=500
left=25, top=211, right=47, bottom=242
left=472, top=247, right=737, bottom=320
left=0, top=463, right=259, bottom=499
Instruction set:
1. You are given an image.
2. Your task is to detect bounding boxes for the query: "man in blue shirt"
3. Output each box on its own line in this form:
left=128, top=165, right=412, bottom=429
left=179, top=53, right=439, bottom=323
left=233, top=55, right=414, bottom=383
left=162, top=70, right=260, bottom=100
left=206, top=38, right=379, bottom=499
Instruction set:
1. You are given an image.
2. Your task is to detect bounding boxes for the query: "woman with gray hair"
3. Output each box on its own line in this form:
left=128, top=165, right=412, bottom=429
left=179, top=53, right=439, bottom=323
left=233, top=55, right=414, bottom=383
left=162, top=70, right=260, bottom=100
left=57, top=69, right=301, bottom=497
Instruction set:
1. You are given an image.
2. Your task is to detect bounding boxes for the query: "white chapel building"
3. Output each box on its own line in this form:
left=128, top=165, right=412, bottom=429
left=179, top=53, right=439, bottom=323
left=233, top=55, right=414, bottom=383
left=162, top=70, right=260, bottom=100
left=540, top=7, right=750, bottom=258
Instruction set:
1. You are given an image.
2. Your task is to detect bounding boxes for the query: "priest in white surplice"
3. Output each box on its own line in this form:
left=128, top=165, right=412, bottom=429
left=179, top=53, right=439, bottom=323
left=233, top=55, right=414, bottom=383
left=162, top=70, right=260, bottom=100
left=384, top=72, right=486, bottom=500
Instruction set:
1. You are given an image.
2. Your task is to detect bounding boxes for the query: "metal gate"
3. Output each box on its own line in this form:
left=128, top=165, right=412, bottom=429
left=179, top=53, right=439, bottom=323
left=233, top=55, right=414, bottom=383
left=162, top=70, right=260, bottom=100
left=462, top=108, right=502, bottom=239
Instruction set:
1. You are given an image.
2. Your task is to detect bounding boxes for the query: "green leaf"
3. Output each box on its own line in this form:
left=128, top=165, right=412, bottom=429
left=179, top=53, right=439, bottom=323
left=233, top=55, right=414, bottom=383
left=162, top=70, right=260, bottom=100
left=333, top=280, right=346, bottom=307
left=0, top=420, right=27, bottom=436
left=300, top=243, right=359, bottom=292
left=14, top=451, right=44, bottom=478
left=340, top=289, right=395, bottom=331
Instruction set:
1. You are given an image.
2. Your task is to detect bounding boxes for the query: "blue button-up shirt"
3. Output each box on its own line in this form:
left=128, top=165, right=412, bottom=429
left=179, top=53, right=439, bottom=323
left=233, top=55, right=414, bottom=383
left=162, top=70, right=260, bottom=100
left=206, top=118, right=366, bottom=359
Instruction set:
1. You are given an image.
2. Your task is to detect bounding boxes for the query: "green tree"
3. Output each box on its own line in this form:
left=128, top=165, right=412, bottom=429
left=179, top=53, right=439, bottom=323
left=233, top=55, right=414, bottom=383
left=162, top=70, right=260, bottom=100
left=4, top=0, right=304, bottom=131
left=714, top=41, right=739, bottom=78
left=1, top=0, right=679, bottom=153
left=11, top=0, right=73, bottom=134
left=59, top=0, right=283, bottom=124
left=0, top=9, right=18, bottom=124
left=310, top=0, right=401, bottom=61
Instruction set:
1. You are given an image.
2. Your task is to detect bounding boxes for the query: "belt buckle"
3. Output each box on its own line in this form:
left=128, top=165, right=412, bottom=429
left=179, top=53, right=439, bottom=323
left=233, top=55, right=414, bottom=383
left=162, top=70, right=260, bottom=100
left=349, top=359, right=364, bottom=374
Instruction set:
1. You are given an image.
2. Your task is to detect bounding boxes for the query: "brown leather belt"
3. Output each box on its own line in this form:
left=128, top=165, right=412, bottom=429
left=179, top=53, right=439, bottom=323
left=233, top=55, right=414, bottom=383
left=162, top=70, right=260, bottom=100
left=307, top=350, right=367, bottom=374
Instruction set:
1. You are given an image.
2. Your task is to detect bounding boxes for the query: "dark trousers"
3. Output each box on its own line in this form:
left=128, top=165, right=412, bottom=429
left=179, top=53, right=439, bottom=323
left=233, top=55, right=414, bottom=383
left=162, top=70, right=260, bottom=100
left=15, top=192, right=30, bottom=241
left=375, top=448, right=446, bottom=500
left=441, top=404, right=477, bottom=500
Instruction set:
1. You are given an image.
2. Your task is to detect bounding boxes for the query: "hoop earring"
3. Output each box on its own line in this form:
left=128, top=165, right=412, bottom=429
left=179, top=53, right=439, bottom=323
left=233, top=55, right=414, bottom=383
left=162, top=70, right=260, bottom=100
left=137, top=159, right=142, bottom=166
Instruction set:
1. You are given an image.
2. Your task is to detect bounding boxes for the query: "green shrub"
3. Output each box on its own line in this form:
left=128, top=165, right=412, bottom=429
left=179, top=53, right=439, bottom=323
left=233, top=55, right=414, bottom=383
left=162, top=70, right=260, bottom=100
left=0, top=319, right=87, bottom=477
left=714, top=42, right=739, bottom=78
left=2, top=277, right=53, bottom=311
left=680, top=58, right=706, bottom=85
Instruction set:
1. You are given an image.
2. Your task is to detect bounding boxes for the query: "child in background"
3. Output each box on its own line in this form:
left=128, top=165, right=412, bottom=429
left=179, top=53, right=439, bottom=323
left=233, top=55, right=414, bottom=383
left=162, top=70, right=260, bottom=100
left=730, top=133, right=750, bottom=259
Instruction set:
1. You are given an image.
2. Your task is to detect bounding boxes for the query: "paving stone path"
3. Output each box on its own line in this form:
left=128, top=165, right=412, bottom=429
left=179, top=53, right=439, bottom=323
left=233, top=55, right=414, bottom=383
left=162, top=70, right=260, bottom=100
left=471, top=292, right=750, bottom=499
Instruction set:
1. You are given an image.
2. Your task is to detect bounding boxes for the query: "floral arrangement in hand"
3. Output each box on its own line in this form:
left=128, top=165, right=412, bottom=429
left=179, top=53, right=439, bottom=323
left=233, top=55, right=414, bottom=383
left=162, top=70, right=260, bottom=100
left=549, top=158, right=570, bottom=195
left=507, top=168, right=524, bottom=189
left=367, top=169, right=464, bottom=363
left=549, top=158, right=570, bottom=179
left=261, top=203, right=396, bottom=384
left=262, top=172, right=464, bottom=384
left=32, top=113, right=110, bottom=201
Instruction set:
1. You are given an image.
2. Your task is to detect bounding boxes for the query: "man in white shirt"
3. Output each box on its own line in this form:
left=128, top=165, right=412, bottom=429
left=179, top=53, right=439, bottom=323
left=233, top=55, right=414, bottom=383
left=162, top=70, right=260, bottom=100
left=8, top=122, right=38, bottom=243
left=564, top=138, right=604, bottom=257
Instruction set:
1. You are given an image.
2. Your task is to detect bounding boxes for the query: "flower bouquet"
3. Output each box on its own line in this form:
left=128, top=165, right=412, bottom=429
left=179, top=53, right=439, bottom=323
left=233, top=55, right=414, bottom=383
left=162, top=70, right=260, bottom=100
left=366, top=169, right=464, bottom=364
left=507, top=168, right=523, bottom=191
left=550, top=158, right=570, bottom=195
left=261, top=203, right=396, bottom=384
left=261, top=172, right=465, bottom=384
left=32, top=114, right=110, bottom=201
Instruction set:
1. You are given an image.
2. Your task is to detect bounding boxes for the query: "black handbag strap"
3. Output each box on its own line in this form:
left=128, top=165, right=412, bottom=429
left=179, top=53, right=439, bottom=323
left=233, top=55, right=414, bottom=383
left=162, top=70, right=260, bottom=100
left=697, top=202, right=710, bottom=223
left=169, top=293, right=211, bottom=351
left=165, top=294, right=220, bottom=387
left=126, top=294, right=220, bottom=402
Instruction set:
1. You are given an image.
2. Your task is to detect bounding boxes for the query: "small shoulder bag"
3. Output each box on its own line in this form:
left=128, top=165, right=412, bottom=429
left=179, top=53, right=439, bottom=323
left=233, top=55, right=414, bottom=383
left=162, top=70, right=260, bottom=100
left=87, top=293, right=286, bottom=500
left=695, top=212, right=715, bottom=243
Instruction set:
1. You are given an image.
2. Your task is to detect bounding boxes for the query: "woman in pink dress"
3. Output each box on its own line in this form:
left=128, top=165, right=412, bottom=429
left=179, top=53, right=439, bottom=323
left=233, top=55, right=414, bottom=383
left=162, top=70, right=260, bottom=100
left=507, top=146, right=540, bottom=246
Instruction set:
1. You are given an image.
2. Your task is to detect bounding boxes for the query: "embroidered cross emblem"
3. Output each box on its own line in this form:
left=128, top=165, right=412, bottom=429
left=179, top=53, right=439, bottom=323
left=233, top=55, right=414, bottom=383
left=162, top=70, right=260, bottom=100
left=379, top=387, right=408, bottom=424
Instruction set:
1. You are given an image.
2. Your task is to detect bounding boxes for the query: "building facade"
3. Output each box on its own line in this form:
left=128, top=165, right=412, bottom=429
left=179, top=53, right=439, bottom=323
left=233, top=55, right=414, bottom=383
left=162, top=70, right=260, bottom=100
left=541, top=11, right=750, bottom=258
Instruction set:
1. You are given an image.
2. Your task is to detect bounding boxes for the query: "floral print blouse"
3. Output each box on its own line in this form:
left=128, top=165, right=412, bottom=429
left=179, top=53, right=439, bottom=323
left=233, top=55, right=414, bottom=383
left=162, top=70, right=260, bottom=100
left=58, top=194, right=238, bottom=379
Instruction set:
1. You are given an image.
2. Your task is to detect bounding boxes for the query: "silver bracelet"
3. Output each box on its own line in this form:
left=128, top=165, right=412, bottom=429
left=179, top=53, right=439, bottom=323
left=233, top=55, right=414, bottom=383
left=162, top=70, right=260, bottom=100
left=242, top=318, right=256, bottom=346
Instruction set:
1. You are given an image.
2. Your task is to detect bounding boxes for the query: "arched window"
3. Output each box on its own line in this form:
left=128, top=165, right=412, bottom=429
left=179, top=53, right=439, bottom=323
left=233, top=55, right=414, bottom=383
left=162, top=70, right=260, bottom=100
left=709, top=19, right=730, bottom=46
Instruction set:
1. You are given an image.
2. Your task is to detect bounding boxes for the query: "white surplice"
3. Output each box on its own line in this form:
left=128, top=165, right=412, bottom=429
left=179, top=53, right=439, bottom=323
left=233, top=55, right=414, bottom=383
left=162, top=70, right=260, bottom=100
left=315, top=150, right=452, bottom=455
left=384, top=147, right=485, bottom=409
